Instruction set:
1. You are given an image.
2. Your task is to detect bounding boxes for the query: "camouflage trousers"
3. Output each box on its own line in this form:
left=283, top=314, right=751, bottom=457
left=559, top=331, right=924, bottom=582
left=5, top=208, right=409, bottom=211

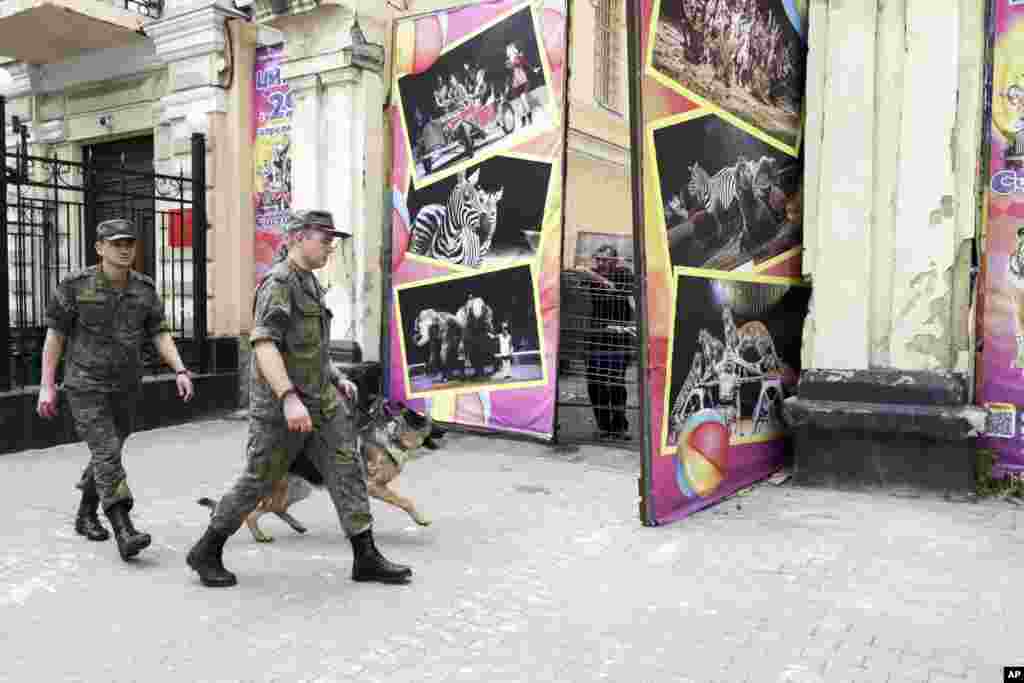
left=67, top=390, right=137, bottom=512
left=210, top=410, right=373, bottom=538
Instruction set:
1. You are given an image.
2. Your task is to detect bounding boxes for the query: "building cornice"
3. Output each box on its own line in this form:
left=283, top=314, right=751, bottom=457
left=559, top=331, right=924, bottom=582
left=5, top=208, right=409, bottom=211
left=146, top=0, right=246, bottom=64
left=32, top=43, right=162, bottom=96
left=0, top=62, right=39, bottom=99
left=281, top=49, right=357, bottom=83
left=567, top=128, right=629, bottom=167
left=33, top=119, right=66, bottom=144
left=159, top=85, right=228, bottom=124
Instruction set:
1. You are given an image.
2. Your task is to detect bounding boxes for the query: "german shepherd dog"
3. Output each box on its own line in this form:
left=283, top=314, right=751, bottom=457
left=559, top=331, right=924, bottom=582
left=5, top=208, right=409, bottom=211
left=199, top=399, right=443, bottom=542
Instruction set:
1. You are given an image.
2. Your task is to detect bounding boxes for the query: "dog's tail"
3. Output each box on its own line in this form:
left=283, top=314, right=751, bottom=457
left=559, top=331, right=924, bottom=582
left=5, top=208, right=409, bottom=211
left=197, top=497, right=218, bottom=518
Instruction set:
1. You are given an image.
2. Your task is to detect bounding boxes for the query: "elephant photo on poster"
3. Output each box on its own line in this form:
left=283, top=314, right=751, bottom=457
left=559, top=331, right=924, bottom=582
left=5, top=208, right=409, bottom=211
left=652, top=112, right=803, bottom=271
left=396, top=3, right=556, bottom=188
left=396, top=264, right=546, bottom=398
left=405, top=155, right=553, bottom=269
left=664, top=272, right=809, bottom=450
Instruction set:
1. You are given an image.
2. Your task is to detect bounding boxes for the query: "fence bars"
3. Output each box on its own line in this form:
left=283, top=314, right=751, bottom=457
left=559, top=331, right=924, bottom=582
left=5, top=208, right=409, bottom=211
left=0, top=92, right=209, bottom=390
left=191, top=133, right=208, bottom=374
left=0, top=96, right=9, bottom=392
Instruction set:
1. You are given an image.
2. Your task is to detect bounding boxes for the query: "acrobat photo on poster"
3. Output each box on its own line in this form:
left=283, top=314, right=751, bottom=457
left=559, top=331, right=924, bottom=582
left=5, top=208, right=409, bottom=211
left=662, top=269, right=810, bottom=453
left=405, top=155, right=554, bottom=270
left=396, top=2, right=557, bottom=189
left=646, top=0, right=807, bottom=155
left=395, top=263, right=547, bottom=398
left=650, top=110, right=803, bottom=271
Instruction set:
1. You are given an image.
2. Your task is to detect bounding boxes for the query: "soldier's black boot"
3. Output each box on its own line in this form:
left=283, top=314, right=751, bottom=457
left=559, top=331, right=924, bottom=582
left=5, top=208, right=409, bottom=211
left=104, top=501, right=151, bottom=561
left=74, top=490, right=110, bottom=542
left=350, top=528, right=412, bottom=584
left=187, top=527, right=237, bottom=588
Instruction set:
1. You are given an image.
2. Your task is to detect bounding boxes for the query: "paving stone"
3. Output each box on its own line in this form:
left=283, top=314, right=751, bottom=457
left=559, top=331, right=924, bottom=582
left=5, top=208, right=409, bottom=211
left=1, top=423, right=1021, bottom=682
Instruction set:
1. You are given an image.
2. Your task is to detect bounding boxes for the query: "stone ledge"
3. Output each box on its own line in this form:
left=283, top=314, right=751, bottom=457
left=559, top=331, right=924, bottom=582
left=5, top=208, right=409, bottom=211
left=797, top=368, right=968, bottom=406
left=783, top=396, right=987, bottom=442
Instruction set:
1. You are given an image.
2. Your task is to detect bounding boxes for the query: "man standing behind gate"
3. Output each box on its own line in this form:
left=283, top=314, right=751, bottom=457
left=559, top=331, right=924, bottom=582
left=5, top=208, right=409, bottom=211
left=186, top=210, right=412, bottom=588
left=37, top=218, right=195, bottom=562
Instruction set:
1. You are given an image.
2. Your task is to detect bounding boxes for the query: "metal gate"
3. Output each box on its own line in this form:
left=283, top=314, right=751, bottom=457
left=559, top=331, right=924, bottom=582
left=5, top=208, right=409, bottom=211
left=0, top=96, right=209, bottom=391
left=556, top=234, right=642, bottom=446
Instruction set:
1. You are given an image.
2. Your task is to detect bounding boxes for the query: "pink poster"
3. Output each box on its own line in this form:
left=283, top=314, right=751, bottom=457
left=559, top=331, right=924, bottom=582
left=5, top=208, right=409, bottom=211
left=388, top=1, right=567, bottom=439
left=252, top=44, right=293, bottom=285
left=979, top=0, right=1024, bottom=475
left=636, top=0, right=810, bottom=524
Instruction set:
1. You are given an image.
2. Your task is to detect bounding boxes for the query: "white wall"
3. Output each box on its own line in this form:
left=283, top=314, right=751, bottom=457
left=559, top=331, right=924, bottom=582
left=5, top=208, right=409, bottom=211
left=801, top=0, right=985, bottom=374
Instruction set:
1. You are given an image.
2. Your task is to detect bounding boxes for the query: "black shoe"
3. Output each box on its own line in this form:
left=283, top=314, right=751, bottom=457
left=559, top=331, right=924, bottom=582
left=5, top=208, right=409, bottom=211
left=74, top=492, right=110, bottom=542
left=104, top=501, right=151, bottom=561
left=187, top=527, right=237, bottom=588
left=350, top=529, right=412, bottom=584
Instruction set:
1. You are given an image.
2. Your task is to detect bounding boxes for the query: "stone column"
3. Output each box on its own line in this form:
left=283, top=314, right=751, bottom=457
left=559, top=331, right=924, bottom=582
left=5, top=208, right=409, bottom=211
left=277, top=8, right=387, bottom=361
left=148, top=0, right=246, bottom=338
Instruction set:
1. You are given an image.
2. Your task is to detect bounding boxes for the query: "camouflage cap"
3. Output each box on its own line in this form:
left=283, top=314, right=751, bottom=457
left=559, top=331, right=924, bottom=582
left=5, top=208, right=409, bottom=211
left=286, top=210, right=350, bottom=238
left=96, top=218, right=138, bottom=242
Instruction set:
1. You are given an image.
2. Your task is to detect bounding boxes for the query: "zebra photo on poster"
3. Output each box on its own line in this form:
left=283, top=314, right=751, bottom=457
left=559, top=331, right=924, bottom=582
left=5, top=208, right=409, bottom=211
left=646, top=0, right=807, bottom=155
left=405, top=155, right=554, bottom=270
left=650, top=109, right=802, bottom=272
left=394, top=263, right=547, bottom=399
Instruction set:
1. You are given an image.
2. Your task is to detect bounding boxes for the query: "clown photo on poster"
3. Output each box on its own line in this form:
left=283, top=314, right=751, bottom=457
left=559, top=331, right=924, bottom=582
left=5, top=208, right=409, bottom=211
left=396, top=2, right=556, bottom=188
left=663, top=270, right=809, bottom=451
left=647, top=0, right=807, bottom=154
left=395, top=263, right=546, bottom=397
left=404, top=155, right=553, bottom=269
left=651, top=110, right=803, bottom=271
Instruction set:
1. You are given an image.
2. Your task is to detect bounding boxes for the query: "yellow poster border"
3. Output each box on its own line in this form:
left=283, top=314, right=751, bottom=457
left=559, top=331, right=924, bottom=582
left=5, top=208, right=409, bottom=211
left=643, top=0, right=802, bottom=159
left=393, top=260, right=550, bottom=400
left=752, top=246, right=803, bottom=274
left=394, top=0, right=561, bottom=192
left=399, top=151, right=560, bottom=273
left=658, top=266, right=810, bottom=457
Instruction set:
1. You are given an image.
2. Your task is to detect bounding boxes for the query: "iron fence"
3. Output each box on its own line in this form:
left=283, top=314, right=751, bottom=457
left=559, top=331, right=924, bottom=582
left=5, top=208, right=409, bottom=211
left=1, top=98, right=207, bottom=391
left=556, top=256, right=641, bottom=446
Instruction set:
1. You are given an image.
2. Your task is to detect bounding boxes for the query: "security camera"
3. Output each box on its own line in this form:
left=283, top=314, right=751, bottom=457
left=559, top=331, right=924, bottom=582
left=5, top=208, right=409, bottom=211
left=98, top=114, right=113, bottom=129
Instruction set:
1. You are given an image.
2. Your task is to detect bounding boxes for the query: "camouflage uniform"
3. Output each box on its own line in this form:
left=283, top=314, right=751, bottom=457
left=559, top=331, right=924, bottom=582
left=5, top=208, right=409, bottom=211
left=46, top=263, right=169, bottom=512
left=209, top=255, right=373, bottom=538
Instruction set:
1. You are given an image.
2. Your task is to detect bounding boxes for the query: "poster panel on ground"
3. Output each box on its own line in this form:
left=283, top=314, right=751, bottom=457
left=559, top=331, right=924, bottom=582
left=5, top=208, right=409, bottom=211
left=633, top=0, right=810, bottom=524
left=388, top=0, right=568, bottom=438
left=252, top=43, right=294, bottom=285
left=979, top=0, right=1024, bottom=476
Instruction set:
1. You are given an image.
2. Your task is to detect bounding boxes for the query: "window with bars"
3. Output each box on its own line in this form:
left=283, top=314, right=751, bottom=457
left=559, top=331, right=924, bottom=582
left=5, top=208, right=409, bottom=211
left=593, top=0, right=623, bottom=114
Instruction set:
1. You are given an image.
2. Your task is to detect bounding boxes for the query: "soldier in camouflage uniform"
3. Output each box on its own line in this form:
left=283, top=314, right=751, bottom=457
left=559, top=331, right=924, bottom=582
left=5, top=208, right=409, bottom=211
left=37, top=218, right=195, bottom=562
left=187, top=210, right=412, bottom=588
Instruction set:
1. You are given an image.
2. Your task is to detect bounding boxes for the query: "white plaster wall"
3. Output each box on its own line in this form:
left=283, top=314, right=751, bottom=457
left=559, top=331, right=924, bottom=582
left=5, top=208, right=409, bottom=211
left=802, top=0, right=985, bottom=375
left=273, top=3, right=388, bottom=362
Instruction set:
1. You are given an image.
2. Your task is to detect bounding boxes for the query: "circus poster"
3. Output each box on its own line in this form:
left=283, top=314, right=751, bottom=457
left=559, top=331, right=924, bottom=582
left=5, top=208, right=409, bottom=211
left=978, top=0, right=1024, bottom=477
left=388, top=1, right=568, bottom=439
left=252, top=43, right=293, bottom=285
left=634, top=0, right=810, bottom=525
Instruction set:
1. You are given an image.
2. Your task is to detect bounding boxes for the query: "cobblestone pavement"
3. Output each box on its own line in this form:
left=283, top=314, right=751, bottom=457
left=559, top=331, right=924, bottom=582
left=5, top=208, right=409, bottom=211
left=2, top=417, right=1022, bottom=682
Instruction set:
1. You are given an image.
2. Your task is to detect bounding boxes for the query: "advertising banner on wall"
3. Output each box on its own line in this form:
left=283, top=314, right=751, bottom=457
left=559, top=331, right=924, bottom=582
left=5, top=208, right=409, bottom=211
left=633, top=0, right=810, bottom=524
left=252, top=43, right=294, bottom=285
left=388, top=0, right=568, bottom=439
left=979, top=0, right=1024, bottom=476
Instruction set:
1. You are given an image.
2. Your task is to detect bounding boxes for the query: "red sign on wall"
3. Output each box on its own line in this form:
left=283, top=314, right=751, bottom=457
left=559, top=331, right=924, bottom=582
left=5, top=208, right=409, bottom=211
left=168, top=209, right=192, bottom=248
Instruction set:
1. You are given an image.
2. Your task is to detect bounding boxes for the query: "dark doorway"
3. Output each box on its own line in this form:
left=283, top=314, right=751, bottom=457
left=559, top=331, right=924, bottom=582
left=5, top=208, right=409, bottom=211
left=86, top=136, right=156, bottom=276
